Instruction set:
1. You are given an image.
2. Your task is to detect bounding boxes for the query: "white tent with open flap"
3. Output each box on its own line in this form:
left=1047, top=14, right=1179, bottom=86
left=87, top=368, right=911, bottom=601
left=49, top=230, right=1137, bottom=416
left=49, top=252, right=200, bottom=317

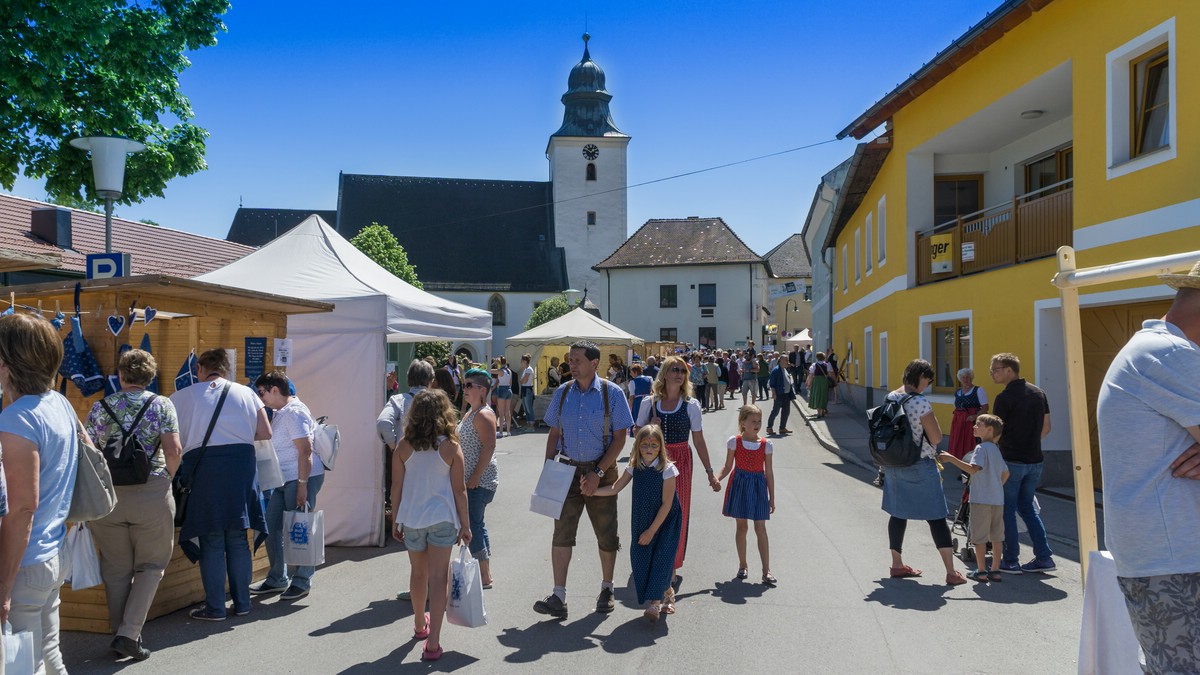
left=786, top=328, right=813, bottom=346
left=195, top=214, right=491, bottom=546
left=505, top=307, right=645, bottom=395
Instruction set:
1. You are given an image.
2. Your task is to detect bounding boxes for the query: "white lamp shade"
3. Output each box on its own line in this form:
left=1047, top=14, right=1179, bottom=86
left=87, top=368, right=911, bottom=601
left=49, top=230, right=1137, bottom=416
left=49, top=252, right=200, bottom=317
left=69, top=136, right=146, bottom=198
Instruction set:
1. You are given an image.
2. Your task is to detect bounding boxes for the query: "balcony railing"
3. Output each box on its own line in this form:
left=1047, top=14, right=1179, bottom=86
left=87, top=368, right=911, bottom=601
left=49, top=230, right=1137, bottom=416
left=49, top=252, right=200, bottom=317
left=916, top=179, right=1073, bottom=285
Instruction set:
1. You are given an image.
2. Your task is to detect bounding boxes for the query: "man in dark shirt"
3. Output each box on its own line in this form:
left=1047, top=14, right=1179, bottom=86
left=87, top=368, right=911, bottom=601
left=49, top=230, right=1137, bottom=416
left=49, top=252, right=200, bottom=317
left=643, top=356, right=659, bottom=380
left=989, top=352, right=1054, bottom=574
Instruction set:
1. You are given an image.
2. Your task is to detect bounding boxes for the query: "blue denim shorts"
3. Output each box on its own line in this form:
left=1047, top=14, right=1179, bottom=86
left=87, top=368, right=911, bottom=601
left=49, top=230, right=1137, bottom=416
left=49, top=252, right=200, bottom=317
left=402, top=521, right=458, bottom=551
left=496, top=386, right=513, bottom=399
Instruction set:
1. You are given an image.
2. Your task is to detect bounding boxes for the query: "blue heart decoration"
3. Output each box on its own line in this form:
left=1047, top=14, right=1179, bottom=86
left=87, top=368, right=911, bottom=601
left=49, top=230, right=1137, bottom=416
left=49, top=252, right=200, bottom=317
left=144, top=307, right=157, bottom=325
left=107, top=314, right=126, bottom=336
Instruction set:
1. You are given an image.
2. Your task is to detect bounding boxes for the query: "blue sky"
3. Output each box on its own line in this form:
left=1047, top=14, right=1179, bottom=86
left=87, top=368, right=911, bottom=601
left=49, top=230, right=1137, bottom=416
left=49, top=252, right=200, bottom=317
left=9, top=1, right=993, bottom=255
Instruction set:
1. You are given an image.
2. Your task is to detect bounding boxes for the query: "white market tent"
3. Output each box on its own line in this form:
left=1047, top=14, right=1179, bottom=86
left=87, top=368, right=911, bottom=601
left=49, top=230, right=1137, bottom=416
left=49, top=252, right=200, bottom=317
left=786, top=328, right=813, bottom=346
left=196, top=215, right=491, bottom=546
left=505, top=307, right=644, bottom=391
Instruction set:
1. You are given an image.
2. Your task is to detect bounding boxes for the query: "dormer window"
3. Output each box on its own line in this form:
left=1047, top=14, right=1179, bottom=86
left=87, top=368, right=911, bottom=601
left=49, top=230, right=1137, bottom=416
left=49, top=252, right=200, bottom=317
left=586, top=163, right=597, bottom=181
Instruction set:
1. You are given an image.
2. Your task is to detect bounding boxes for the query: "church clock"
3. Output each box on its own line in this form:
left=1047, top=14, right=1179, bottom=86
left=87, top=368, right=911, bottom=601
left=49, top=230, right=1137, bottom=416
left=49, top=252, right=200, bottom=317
left=582, top=144, right=600, bottom=160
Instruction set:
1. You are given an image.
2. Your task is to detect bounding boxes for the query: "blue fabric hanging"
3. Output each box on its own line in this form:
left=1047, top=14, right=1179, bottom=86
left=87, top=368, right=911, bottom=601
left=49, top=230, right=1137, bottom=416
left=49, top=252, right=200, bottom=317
left=175, top=351, right=199, bottom=392
left=140, top=333, right=159, bottom=393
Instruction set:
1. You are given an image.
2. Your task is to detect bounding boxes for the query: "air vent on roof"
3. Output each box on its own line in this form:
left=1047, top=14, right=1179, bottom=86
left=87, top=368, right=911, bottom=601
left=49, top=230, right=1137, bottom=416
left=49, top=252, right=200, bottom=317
left=31, top=208, right=72, bottom=249
left=687, top=216, right=699, bottom=219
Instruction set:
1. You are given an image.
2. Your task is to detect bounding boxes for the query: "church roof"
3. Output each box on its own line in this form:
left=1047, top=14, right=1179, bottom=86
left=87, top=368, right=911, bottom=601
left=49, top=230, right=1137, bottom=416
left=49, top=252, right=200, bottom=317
left=335, top=174, right=569, bottom=293
left=762, top=233, right=812, bottom=278
left=593, top=217, right=764, bottom=270
left=226, top=208, right=338, bottom=247
left=551, top=35, right=627, bottom=139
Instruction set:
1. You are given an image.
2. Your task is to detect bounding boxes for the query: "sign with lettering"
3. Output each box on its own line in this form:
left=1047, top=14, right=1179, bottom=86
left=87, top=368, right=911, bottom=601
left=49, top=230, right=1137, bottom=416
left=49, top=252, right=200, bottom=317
left=930, top=234, right=953, bottom=274
left=245, top=337, right=267, bottom=383
left=961, top=241, right=976, bottom=262
left=86, top=253, right=131, bottom=279
left=768, top=280, right=805, bottom=300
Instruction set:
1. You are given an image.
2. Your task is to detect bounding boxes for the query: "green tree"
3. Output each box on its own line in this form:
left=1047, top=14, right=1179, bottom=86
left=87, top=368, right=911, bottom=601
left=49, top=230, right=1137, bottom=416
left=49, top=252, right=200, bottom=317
left=349, top=224, right=421, bottom=289
left=526, top=295, right=572, bottom=330
left=0, top=1, right=230, bottom=205
left=414, top=341, right=451, bottom=364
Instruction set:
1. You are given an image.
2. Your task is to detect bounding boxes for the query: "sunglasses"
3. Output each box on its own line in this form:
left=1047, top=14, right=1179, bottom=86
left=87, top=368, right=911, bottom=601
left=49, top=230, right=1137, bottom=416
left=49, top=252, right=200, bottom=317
left=463, top=381, right=488, bottom=389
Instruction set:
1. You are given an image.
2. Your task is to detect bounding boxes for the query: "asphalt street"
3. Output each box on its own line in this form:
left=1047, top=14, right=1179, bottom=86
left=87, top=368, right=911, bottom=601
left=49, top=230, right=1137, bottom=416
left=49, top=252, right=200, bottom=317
left=62, top=402, right=1083, bottom=673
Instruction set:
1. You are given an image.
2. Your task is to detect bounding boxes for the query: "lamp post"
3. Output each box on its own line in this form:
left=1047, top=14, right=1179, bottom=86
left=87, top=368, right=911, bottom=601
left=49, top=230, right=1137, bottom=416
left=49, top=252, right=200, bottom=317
left=784, top=298, right=800, bottom=337
left=69, top=136, right=145, bottom=253
left=563, top=288, right=581, bottom=306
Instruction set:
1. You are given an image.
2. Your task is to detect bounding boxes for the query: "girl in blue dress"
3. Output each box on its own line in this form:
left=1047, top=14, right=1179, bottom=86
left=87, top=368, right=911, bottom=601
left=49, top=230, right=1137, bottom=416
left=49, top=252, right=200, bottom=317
left=594, top=424, right=682, bottom=623
left=716, top=405, right=777, bottom=585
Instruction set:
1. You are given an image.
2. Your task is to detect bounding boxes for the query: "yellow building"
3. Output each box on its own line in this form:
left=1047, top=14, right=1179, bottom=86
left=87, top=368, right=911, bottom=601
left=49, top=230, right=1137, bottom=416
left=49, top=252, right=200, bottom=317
left=819, top=0, right=1196, bottom=486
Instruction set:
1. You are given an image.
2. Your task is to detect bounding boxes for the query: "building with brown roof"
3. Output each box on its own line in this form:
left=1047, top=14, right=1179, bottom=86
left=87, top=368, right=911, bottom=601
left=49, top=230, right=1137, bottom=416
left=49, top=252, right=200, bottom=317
left=594, top=217, right=770, bottom=349
left=0, top=193, right=253, bottom=287
left=762, top=233, right=813, bottom=343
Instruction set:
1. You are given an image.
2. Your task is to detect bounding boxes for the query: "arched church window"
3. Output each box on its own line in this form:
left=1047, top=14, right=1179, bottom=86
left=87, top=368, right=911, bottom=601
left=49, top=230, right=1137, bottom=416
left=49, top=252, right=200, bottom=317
left=586, top=163, right=597, bottom=181
left=489, top=294, right=506, bottom=326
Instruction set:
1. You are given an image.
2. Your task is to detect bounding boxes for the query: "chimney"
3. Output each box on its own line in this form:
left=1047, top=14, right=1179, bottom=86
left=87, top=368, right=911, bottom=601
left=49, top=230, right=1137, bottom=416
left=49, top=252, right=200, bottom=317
left=31, top=208, right=72, bottom=249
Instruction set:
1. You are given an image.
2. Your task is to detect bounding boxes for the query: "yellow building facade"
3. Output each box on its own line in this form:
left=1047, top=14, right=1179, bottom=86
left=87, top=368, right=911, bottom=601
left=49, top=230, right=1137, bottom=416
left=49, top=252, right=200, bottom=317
left=825, top=0, right=1197, bottom=485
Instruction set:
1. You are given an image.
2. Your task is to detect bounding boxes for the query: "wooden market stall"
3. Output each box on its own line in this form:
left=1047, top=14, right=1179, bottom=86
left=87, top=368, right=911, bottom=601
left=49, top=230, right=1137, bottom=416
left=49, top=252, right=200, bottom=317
left=5, top=275, right=333, bottom=633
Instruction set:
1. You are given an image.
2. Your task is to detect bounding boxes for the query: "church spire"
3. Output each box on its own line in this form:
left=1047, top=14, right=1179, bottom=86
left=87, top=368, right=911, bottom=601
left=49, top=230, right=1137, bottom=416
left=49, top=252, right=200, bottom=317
left=551, top=34, right=626, bottom=138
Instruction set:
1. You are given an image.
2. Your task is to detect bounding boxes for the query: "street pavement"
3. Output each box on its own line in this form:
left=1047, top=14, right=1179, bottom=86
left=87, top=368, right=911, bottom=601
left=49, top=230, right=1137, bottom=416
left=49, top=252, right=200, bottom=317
left=63, top=395, right=1084, bottom=673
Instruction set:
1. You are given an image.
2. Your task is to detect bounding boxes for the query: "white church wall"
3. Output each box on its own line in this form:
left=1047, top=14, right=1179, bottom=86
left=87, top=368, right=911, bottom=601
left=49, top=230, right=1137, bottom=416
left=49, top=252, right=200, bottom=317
left=438, top=290, right=549, bottom=363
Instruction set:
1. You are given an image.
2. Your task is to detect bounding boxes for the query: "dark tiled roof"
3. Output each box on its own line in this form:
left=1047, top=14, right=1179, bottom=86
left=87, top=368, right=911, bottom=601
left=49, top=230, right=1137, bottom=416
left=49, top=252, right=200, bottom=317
left=227, top=208, right=337, bottom=247
left=593, top=217, right=763, bottom=269
left=0, top=193, right=253, bottom=278
left=335, top=174, right=568, bottom=293
left=762, top=234, right=811, bottom=278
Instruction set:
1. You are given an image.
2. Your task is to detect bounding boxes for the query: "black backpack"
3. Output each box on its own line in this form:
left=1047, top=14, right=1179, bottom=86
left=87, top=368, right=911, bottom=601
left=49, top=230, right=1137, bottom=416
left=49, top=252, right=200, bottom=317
left=867, top=393, right=926, bottom=468
left=99, top=398, right=157, bottom=485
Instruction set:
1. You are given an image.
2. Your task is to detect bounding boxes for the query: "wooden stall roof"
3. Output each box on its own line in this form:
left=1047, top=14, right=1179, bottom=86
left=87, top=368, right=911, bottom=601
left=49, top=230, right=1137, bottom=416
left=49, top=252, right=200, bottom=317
left=5, top=274, right=334, bottom=315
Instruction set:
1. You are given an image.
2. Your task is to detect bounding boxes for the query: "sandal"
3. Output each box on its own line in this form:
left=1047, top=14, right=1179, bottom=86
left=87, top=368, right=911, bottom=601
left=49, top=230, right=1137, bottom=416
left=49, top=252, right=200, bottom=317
left=946, top=570, right=969, bottom=586
left=421, top=641, right=443, bottom=661
left=643, top=602, right=661, bottom=623
left=662, top=588, right=676, bottom=615
left=736, top=568, right=748, bottom=580
left=889, top=565, right=922, bottom=579
left=989, top=571, right=1003, bottom=582
left=413, top=612, right=430, bottom=640
left=970, top=569, right=989, bottom=582
left=762, top=572, right=778, bottom=586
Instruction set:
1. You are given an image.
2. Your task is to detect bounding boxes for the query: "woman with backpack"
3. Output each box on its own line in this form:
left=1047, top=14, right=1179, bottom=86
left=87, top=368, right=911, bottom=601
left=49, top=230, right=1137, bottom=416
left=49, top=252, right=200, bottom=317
left=879, top=359, right=967, bottom=586
left=84, top=349, right=183, bottom=660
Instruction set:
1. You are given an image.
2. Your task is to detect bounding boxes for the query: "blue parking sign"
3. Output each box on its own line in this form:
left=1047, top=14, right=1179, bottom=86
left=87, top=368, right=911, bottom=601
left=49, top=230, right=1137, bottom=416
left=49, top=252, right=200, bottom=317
left=86, top=253, right=131, bottom=279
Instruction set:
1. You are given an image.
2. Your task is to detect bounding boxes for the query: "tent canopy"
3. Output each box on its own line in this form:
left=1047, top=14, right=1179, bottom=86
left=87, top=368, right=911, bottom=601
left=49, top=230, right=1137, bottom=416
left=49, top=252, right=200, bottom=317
left=196, top=214, right=491, bottom=341
left=194, top=214, right=492, bottom=546
left=505, top=308, right=644, bottom=393
left=786, top=328, right=813, bottom=346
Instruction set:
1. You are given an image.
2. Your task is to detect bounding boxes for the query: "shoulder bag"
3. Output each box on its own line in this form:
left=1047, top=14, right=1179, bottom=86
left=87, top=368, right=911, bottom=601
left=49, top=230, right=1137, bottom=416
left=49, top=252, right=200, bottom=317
left=172, top=382, right=231, bottom=527
left=68, top=417, right=118, bottom=522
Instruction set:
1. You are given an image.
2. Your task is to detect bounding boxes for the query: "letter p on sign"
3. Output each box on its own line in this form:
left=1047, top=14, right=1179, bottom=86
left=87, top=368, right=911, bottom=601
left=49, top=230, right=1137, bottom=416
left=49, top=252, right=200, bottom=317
left=86, top=253, right=131, bottom=279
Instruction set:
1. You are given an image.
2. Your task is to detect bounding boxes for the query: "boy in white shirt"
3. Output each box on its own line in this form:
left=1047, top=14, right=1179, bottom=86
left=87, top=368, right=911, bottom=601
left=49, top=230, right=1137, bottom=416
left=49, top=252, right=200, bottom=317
left=940, top=414, right=1009, bottom=582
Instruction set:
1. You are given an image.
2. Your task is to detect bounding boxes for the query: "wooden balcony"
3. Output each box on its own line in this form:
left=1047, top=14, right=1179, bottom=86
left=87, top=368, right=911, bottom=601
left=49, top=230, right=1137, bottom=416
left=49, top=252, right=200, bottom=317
left=917, top=181, right=1073, bottom=285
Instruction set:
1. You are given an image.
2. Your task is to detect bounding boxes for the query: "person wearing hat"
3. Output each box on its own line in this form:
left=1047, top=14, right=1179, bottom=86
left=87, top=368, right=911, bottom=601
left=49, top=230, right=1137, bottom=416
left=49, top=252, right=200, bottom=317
left=1097, top=261, right=1200, bottom=674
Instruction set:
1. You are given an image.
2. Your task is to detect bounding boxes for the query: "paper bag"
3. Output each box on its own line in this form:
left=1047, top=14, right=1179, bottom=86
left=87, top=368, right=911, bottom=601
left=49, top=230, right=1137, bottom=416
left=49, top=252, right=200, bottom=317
left=283, top=507, right=325, bottom=566
left=3, top=621, right=35, bottom=675
left=446, top=546, right=487, bottom=628
left=65, top=523, right=103, bottom=591
left=255, top=439, right=284, bottom=491
left=530, top=458, right=576, bottom=519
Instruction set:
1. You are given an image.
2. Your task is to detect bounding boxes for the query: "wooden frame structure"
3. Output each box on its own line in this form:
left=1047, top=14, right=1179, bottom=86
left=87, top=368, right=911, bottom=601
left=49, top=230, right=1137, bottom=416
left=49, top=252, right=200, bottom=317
left=6, top=275, right=331, bottom=632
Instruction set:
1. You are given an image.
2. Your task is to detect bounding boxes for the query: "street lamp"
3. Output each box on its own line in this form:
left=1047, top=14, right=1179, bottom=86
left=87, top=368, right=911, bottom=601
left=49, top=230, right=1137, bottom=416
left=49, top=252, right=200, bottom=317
left=69, top=136, right=145, bottom=253
left=784, top=298, right=800, bottom=337
left=563, top=288, right=581, bottom=305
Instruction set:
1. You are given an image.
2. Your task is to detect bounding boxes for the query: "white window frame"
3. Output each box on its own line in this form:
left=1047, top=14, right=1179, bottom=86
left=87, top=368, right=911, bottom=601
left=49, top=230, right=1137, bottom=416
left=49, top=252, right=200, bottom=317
left=854, top=229, right=861, bottom=284
left=841, top=244, right=848, bottom=293
left=878, top=331, right=889, bottom=388
left=1106, top=17, right=1176, bottom=180
left=865, top=214, right=874, bottom=276
left=877, top=195, right=887, bottom=266
left=863, top=325, right=873, bottom=388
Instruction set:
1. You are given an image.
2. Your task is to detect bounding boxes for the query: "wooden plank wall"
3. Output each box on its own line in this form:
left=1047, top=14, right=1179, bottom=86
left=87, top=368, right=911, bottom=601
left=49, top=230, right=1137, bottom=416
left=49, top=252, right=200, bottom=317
left=12, top=288, right=291, bottom=633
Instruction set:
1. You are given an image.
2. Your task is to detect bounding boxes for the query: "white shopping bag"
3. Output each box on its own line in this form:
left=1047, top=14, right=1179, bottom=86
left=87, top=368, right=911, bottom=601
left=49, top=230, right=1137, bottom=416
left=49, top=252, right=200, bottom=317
left=283, top=507, right=325, bottom=566
left=530, top=457, right=577, bottom=519
left=446, top=546, right=487, bottom=628
left=65, top=522, right=103, bottom=591
left=4, top=621, right=35, bottom=675
left=255, top=439, right=284, bottom=491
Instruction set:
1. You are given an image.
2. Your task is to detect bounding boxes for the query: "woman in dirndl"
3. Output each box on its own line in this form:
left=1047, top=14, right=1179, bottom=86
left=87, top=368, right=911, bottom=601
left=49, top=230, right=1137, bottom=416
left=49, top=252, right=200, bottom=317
left=634, top=355, right=721, bottom=603
left=806, top=352, right=833, bottom=417
left=947, top=368, right=988, bottom=459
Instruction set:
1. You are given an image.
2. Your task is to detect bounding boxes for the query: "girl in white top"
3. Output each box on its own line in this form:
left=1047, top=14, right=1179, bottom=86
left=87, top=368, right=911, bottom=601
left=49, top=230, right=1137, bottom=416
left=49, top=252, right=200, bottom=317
left=390, top=390, right=470, bottom=662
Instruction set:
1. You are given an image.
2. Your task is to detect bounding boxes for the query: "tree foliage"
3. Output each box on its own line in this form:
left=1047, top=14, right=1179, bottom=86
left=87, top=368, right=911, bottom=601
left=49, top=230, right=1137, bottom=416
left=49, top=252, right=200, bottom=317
left=526, top=295, right=572, bottom=330
left=0, top=1, right=230, bottom=205
left=414, top=342, right=451, bottom=364
left=349, top=224, right=422, bottom=289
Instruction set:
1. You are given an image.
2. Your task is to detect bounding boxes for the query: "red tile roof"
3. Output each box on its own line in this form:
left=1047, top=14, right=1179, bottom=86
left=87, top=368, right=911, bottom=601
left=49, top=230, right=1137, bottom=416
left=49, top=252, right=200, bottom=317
left=0, top=193, right=253, bottom=278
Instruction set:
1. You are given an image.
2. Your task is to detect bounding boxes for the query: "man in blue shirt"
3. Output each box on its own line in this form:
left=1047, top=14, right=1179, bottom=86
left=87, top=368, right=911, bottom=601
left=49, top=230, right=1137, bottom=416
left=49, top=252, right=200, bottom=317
left=534, top=341, right=634, bottom=619
left=1098, top=262, right=1200, bottom=674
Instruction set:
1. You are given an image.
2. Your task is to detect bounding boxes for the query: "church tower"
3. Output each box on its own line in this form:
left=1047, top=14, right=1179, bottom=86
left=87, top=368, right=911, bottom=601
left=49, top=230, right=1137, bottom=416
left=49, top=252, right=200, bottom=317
left=547, top=34, right=629, bottom=319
